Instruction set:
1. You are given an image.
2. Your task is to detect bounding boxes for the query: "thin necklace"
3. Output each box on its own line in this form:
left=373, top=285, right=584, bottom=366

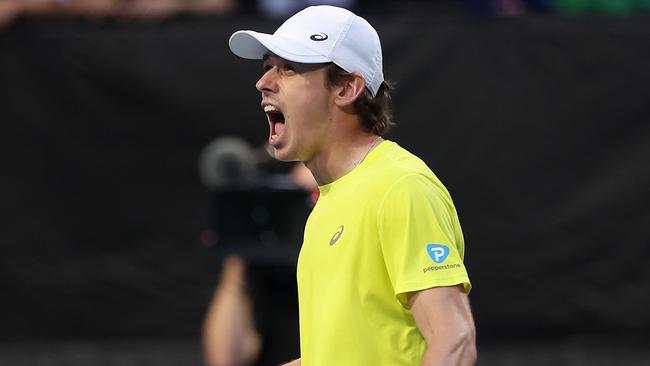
left=354, top=136, right=383, bottom=167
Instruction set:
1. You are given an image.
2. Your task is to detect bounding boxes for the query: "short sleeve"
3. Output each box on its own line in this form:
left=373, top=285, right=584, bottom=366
left=377, top=174, right=471, bottom=307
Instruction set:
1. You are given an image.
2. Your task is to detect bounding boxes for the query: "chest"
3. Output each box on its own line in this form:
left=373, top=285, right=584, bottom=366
left=300, top=196, right=384, bottom=276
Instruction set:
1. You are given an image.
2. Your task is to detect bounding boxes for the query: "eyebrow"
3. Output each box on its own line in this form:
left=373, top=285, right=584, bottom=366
left=262, top=53, right=270, bottom=62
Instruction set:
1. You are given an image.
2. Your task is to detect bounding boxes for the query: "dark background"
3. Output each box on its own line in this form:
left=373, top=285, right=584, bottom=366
left=1, top=4, right=649, bottom=365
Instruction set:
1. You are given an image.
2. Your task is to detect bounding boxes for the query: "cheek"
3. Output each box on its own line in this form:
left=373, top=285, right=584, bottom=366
left=297, top=91, right=330, bottom=121
left=281, top=79, right=331, bottom=135
left=285, top=96, right=321, bottom=126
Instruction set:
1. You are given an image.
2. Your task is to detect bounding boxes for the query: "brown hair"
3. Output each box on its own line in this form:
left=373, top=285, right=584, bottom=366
left=325, top=63, right=395, bottom=135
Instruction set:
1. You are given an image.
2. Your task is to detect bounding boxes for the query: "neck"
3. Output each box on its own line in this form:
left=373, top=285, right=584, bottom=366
left=305, top=130, right=382, bottom=186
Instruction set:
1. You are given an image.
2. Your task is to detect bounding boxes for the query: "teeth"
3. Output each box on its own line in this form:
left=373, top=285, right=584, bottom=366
left=264, top=105, right=279, bottom=113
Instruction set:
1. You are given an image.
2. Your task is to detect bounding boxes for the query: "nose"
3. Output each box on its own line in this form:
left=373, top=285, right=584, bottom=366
left=256, top=67, right=278, bottom=93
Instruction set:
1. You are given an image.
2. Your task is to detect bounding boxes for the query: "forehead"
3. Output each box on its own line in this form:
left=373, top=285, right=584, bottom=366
left=262, top=52, right=330, bottom=74
left=262, top=52, right=290, bottom=64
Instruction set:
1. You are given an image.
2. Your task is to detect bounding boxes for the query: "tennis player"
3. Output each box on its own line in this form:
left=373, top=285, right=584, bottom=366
left=228, top=5, right=476, bottom=366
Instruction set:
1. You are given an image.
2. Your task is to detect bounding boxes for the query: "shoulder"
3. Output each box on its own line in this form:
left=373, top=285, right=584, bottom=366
left=349, top=141, right=454, bottom=210
left=365, top=141, right=440, bottom=186
left=378, top=173, right=452, bottom=214
left=372, top=141, right=431, bottom=172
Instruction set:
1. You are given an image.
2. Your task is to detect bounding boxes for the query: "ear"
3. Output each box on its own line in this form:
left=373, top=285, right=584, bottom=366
left=333, top=74, right=366, bottom=107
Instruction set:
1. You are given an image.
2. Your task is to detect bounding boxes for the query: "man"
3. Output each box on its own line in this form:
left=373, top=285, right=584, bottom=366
left=228, top=5, right=476, bottom=365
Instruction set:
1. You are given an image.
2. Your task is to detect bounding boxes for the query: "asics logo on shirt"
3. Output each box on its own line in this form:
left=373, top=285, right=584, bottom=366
left=427, top=244, right=449, bottom=263
left=330, top=225, right=344, bottom=246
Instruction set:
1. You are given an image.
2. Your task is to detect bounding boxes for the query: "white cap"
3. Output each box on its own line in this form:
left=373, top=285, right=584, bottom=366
left=228, top=5, right=384, bottom=96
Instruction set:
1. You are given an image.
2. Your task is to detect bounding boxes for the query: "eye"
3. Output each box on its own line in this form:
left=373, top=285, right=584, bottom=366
left=282, top=63, right=296, bottom=73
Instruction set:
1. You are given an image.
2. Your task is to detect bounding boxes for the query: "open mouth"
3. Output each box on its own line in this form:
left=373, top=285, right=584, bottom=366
left=264, top=105, right=285, bottom=144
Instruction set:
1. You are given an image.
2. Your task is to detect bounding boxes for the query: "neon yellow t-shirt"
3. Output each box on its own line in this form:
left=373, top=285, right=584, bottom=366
left=296, top=140, right=471, bottom=366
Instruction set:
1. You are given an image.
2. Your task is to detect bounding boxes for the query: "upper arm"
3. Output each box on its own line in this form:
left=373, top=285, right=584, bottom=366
left=408, top=285, right=475, bottom=342
left=280, top=358, right=301, bottom=366
left=378, top=175, right=471, bottom=306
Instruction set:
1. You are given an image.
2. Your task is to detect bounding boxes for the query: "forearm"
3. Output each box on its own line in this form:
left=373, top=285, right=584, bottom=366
left=202, top=257, right=260, bottom=366
left=420, top=330, right=476, bottom=366
left=203, top=286, right=257, bottom=364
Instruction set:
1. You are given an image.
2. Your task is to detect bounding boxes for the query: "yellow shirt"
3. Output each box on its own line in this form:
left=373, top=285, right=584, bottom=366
left=297, top=140, right=471, bottom=366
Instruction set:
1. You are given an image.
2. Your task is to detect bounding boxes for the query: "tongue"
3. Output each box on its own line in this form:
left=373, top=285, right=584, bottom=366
left=273, top=122, right=286, bottom=137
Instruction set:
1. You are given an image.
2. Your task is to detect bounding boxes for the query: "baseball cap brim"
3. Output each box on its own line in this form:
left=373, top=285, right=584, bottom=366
left=229, top=30, right=331, bottom=63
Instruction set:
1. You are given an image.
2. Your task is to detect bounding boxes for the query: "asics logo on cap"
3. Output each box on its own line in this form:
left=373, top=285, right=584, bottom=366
left=309, top=33, right=328, bottom=41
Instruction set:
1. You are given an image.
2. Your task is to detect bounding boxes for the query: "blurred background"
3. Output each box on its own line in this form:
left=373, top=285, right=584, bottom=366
left=1, top=0, right=649, bottom=365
